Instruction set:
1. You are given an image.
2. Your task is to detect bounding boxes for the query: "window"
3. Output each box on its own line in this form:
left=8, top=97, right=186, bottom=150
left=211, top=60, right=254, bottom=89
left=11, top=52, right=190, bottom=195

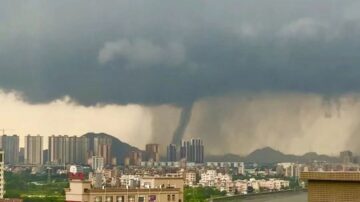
left=172, top=195, right=175, bottom=201
left=128, top=195, right=135, bottom=202
left=148, top=195, right=156, bottom=202
left=106, top=196, right=113, bottom=202
left=116, top=196, right=124, bottom=202
left=167, top=195, right=171, bottom=201
left=95, top=196, right=102, bottom=202
left=138, top=196, right=145, bottom=202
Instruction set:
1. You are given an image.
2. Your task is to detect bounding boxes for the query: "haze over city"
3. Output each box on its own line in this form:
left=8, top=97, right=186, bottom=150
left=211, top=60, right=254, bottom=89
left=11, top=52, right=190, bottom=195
left=2, top=0, right=360, bottom=156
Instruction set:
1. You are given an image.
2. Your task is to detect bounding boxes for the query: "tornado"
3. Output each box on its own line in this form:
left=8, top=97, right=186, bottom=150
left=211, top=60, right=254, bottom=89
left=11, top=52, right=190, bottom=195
left=171, top=102, right=194, bottom=145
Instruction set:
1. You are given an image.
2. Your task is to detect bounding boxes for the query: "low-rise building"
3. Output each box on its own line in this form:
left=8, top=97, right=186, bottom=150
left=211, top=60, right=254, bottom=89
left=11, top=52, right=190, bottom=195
left=185, top=172, right=197, bottom=186
left=65, top=177, right=184, bottom=202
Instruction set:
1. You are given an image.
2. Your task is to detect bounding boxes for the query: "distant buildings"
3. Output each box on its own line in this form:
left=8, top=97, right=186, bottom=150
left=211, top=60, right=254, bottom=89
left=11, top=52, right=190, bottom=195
left=75, top=136, right=89, bottom=165
left=167, top=144, right=177, bottom=162
left=48, top=135, right=89, bottom=165
left=0, top=134, right=209, bottom=169
left=91, top=156, right=104, bottom=171
left=124, top=151, right=143, bottom=166
left=197, top=169, right=290, bottom=193
left=18, top=147, right=24, bottom=164
left=340, top=150, right=353, bottom=164
left=91, top=136, right=112, bottom=166
left=145, top=144, right=160, bottom=162
left=0, top=135, right=19, bottom=164
left=276, top=162, right=302, bottom=178
left=24, top=135, right=43, bottom=165
left=185, top=171, right=197, bottom=186
left=199, top=170, right=227, bottom=187
left=180, top=139, right=204, bottom=163
left=206, top=162, right=245, bottom=175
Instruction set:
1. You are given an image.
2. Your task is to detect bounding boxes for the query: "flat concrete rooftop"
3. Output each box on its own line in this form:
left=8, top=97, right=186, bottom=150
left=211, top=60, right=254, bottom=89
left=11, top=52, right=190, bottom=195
left=300, top=171, right=360, bottom=182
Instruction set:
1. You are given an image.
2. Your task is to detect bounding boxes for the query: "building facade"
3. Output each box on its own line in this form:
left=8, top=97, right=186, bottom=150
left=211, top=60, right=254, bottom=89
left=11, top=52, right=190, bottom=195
left=93, top=137, right=112, bottom=166
left=145, top=144, right=160, bottom=162
left=180, top=139, right=204, bottom=163
left=0, top=135, right=19, bottom=165
left=125, top=151, right=143, bottom=166
left=48, top=135, right=89, bottom=165
left=167, top=144, right=177, bottom=162
left=65, top=177, right=184, bottom=202
left=92, top=156, right=104, bottom=171
left=340, top=151, right=354, bottom=164
left=301, top=171, right=360, bottom=202
left=24, top=135, right=43, bottom=165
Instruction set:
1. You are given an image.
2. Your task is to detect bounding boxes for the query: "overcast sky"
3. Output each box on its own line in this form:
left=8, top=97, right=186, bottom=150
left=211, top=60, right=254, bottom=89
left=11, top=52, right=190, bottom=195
left=2, top=1, right=360, bottom=155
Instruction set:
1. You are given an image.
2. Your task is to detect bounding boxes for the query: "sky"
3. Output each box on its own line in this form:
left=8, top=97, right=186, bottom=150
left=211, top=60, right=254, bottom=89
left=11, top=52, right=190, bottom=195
left=2, top=0, right=360, bottom=155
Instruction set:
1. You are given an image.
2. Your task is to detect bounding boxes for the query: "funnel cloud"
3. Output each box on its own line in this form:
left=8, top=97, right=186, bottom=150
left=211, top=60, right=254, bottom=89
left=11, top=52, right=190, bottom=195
left=171, top=103, right=194, bottom=145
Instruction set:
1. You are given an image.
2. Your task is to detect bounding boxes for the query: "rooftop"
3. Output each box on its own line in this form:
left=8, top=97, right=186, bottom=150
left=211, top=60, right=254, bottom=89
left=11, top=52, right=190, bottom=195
left=300, top=171, right=360, bottom=182
left=86, top=187, right=181, bottom=193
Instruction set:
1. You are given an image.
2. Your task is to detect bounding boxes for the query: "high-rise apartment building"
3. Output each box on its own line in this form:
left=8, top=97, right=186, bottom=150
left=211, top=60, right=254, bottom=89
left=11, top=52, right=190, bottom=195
left=49, top=135, right=67, bottom=164
left=75, top=136, right=89, bottom=165
left=180, top=139, right=204, bottom=163
left=0, top=135, right=19, bottom=165
left=0, top=150, right=4, bottom=198
left=167, top=144, right=177, bottom=162
left=48, top=135, right=89, bottom=165
left=92, top=137, right=112, bottom=166
left=19, top=147, right=24, bottom=163
left=91, top=156, right=104, bottom=171
left=24, top=135, right=43, bottom=165
left=97, top=143, right=111, bottom=165
left=145, top=144, right=160, bottom=162
left=125, top=151, right=142, bottom=166
left=340, top=150, right=353, bottom=164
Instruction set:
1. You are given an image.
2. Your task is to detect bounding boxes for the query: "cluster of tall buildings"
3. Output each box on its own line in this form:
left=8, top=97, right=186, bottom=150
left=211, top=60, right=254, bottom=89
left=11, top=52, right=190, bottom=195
left=48, top=135, right=89, bottom=165
left=0, top=134, right=113, bottom=166
left=145, top=144, right=160, bottom=162
left=124, top=139, right=205, bottom=166
left=88, top=136, right=113, bottom=165
left=0, top=133, right=205, bottom=167
left=167, top=138, right=204, bottom=163
left=124, top=144, right=161, bottom=166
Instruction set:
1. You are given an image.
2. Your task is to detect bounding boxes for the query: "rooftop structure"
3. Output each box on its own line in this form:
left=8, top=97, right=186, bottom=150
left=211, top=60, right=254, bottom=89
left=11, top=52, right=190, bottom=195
left=65, top=177, right=184, bottom=202
left=300, top=171, right=360, bottom=202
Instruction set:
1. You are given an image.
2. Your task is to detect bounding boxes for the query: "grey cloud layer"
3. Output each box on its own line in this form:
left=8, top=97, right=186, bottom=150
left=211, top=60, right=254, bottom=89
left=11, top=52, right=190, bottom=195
left=1, top=0, right=360, bottom=105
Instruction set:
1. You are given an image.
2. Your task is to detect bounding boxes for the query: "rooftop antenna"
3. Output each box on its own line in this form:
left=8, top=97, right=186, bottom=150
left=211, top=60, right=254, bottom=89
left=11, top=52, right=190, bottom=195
left=0, top=128, right=15, bottom=135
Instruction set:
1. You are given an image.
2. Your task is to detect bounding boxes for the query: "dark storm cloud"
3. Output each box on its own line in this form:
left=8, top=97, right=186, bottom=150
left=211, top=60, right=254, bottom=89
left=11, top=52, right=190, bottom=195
left=1, top=0, right=360, bottom=106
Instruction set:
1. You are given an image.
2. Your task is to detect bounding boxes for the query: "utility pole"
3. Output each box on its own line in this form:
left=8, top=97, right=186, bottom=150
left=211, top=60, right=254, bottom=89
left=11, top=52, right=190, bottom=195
left=47, top=167, right=52, bottom=184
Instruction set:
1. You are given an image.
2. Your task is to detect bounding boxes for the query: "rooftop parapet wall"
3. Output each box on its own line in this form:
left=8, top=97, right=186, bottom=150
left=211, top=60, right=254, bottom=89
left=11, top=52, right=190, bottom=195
left=300, top=172, right=360, bottom=182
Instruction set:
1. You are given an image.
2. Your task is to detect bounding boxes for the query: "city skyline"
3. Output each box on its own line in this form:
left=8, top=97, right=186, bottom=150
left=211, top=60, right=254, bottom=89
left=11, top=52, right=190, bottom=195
left=1, top=133, right=356, bottom=162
